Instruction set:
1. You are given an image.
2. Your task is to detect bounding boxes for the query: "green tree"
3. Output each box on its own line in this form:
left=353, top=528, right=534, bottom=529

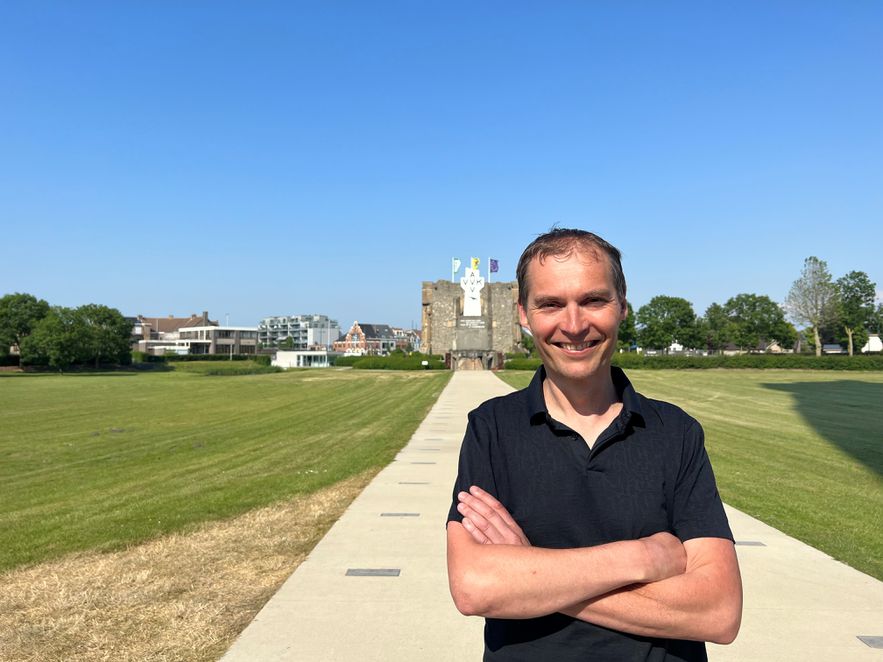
left=617, top=302, right=637, bottom=350
left=636, top=296, right=701, bottom=351
left=20, top=304, right=132, bottom=369
left=76, top=304, right=133, bottom=366
left=869, top=303, right=883, bottom=335
left=785, top=257, right=839, bottom=357
left=835, top=271, right=876, bottom=356
left=279, top=336, right=295, bottom=350
left=19, top=307, right=85, bottom=369
left=0, top=292, right=50, bottom=356
left=520, top=329, right=538, bottom=357
left=699, top=303, right=732, bottom=352
left=723, top=293, right=794, bottom=351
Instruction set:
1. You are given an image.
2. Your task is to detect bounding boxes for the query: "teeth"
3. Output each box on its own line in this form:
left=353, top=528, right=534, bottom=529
left=559, top=341, right=597, bottom=351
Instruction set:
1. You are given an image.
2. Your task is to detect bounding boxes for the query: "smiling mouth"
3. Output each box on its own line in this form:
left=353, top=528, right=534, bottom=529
left=555, top=340, right=601, bottom=351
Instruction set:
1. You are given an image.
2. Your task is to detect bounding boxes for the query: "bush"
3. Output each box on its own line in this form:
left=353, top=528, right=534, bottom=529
left=172, top=360, right=282, bottom=376
left=351, top=354, right=446, bottom=370
left=614, top=353, right=883, bottom=370
left=164, top=353, right=255, bottom=362
left=332, top=355, right=361, bottom=367
left=504, top=358, right=542, bottom=371
left=131, top=351, right=163, bottom=364
left=0, top=354, right=20, bottom=367
left=332, top=353, right=445, bottom=369
left=132, top=352, right=271, bottom=365
left=503, top=353, right=883, bottom=371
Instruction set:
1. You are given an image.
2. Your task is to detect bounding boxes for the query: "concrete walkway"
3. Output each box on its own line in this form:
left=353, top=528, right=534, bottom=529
left=222, top=371, right=883, bottom=661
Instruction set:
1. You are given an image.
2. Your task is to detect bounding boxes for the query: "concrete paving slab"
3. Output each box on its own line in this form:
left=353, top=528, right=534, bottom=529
left=222, top=370, right=883, bottom=662
left=710, top=506, right=883, bottom=662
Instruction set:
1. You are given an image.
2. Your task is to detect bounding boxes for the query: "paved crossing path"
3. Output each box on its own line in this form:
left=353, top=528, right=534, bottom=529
left=222, top=371, right=883, bottom=662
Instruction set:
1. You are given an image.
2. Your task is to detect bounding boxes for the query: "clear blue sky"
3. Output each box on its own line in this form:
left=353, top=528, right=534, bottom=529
left=2, top=2, right=881, bottom=328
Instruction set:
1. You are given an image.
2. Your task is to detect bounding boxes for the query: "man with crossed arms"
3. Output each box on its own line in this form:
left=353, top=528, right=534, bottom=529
left=447, top=229, right=741, bottom=661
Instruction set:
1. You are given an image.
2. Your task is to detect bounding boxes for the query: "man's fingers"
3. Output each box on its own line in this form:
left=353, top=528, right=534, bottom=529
left=457, top=501, right=504, bottom=543
left=461, top=517, right=490, bottom=544
left=465, top=486, right=530, bottom=545
left=458, top=489, right=530, bottom=546
left=469, top=486, right=525, bottom=535
left=459, top=491, right=506, bottom=530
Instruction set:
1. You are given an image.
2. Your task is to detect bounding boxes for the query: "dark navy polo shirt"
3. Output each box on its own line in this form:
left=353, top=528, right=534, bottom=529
left=448, top=366, right=732, bottom=662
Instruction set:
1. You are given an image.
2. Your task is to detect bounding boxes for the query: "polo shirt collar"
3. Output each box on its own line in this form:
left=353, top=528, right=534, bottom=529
left=526, top=364, right=645, bottom=427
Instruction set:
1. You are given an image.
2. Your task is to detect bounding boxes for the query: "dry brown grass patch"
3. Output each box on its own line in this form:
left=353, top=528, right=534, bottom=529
left=0, top=471, right=375, bottom=662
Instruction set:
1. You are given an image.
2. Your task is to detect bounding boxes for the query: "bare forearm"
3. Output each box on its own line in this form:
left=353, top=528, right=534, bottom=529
left=562, top=540, right=742, bottom=644
left=447, top=522, right=665, bottom=619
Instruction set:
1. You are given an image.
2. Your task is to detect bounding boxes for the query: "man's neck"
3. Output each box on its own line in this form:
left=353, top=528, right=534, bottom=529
left=542, top=367, right=620, bottom=419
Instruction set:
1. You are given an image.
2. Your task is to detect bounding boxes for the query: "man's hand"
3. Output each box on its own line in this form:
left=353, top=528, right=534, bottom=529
left=457, top=485, right=530, bottom=546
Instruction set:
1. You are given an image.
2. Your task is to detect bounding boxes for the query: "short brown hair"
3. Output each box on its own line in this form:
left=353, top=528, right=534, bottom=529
left=516, top=228, right=626, bottom=307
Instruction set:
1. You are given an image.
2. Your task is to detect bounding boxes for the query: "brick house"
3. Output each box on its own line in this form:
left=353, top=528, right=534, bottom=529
left=333, top=321, right=398, bottom=356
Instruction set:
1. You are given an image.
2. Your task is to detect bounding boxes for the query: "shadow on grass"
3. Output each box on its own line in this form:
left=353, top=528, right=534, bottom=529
left=763, top=381, right=883, bottom=478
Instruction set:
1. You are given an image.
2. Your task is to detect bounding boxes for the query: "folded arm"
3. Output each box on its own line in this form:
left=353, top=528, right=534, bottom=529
left=562, top=537, right=742, bottom=643
left=446, top=486, right=686, bottom=619
left=451, top=486, right=742, bottom=644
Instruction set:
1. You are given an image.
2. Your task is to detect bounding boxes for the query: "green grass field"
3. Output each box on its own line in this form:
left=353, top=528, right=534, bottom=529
left=497, top=369, right=883, bottom=580
left=4, top=366, right=881, bottom=581
left=0, top=367, right=450, bottom=572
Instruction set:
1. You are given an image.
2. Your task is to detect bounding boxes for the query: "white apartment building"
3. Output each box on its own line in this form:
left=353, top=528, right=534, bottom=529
left=257, top=314, right=340, bottom=349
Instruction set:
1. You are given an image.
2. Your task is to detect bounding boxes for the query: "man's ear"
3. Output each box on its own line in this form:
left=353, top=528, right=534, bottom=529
left=619, top=299, right=629, bottom=322
left=518, top=303, right=529, bottom=327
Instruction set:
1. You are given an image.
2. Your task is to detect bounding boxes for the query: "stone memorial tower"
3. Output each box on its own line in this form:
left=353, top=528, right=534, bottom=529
left=421, top=261, right=521, bottom=370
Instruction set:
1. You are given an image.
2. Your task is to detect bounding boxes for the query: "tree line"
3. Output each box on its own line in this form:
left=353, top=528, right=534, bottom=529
left=0, top=293, right=132, bottom=369
left=618, top=258, right=880, bottom=357
left=3, top=256, right=879, bottom=369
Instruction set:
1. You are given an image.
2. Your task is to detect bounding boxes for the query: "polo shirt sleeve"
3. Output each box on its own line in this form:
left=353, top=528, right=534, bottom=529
left=671, top=419, right=733, bottom=543
left=447, top=409, right=499, bottom=525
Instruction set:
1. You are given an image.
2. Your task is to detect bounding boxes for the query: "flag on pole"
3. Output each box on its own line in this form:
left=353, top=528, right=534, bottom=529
left=471, top=257, right=480, bottom=270
left=451, top=257, right=461, bottom=282
left=489, top=259, right=499, bottom=273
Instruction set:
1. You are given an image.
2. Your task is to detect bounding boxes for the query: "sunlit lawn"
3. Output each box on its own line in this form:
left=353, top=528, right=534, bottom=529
left=497, top=369, right=883, bottom=580
left=0, top=367, right=450, bottom=572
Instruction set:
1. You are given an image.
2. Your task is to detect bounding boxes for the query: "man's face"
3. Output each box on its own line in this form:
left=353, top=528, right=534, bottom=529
left=518, top=249, right=627, bottom=385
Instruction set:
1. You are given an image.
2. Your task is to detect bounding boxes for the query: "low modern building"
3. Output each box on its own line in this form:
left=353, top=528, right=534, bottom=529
left=177, top=326, right=259, bottom=355
left=273, top=349, right=337, bottom=369
left=257, top=314, right=340, bottom=349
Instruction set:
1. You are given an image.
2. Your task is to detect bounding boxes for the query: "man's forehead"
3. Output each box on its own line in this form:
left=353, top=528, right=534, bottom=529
left=529, top=247, right=611, bottom=276
left=525, top=249, right=616, bottom=296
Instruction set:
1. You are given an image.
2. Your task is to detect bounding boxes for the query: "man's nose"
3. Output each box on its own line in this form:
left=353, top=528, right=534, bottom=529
left=560, top=303, right=588, bottom=335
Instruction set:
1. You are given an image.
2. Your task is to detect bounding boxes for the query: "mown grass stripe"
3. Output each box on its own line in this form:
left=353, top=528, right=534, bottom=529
left=0, top=368, right=451, bottom=572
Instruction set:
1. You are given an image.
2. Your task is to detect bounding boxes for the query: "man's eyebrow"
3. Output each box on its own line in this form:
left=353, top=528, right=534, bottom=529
left=533, top=289, right=613, bottom=303
left=580, top=289, right=616, bottom=299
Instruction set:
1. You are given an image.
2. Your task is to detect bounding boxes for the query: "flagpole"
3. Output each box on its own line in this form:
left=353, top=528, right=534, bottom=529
left=488, top=257, right=491, bottom=284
